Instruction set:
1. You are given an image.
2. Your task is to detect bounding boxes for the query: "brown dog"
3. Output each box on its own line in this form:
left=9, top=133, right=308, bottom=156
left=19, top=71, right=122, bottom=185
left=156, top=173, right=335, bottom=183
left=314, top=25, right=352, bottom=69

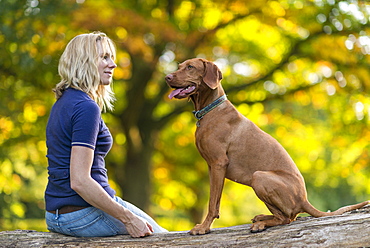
left=165, top=58, right=369, bottom=235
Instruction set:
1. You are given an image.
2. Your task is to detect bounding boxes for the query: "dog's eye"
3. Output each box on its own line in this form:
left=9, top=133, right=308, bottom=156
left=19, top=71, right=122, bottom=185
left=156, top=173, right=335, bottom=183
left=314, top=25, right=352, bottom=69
left=187, top=65, right=194, bottom=70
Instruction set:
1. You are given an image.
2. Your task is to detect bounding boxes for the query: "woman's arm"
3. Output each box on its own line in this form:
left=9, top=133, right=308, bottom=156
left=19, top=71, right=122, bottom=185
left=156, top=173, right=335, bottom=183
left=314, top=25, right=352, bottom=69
left=70, top=146, right=153, bottom=238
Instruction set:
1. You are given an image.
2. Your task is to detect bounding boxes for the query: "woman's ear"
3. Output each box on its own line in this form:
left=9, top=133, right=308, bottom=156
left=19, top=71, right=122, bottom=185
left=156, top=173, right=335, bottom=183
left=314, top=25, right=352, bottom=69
left=203, top=61, right=223, bottom=89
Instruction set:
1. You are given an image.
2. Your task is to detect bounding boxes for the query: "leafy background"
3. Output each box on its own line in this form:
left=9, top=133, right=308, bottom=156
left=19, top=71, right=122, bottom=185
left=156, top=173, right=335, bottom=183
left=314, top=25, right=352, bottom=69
left=0, top=0, right=369, bottom=232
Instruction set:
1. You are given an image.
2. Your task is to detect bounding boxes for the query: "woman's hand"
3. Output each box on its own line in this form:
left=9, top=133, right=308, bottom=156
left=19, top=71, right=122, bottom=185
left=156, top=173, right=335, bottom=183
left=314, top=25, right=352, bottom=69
left=124, top=214, right=154, bottom=238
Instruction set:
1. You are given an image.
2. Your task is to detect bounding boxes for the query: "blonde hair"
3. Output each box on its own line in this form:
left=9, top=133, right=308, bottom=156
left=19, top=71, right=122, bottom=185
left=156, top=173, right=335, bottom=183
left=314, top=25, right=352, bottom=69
left=54, top=31, right=116, bottom=112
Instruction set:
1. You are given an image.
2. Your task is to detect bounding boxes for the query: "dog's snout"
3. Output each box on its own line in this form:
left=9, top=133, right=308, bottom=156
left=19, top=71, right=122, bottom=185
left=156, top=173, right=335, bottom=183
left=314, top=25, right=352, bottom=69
left=165, top=74, right=173, bottom=82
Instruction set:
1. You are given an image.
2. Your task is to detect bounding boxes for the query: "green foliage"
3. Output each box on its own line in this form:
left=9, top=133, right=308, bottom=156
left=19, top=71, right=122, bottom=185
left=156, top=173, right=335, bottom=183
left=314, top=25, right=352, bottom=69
left=0, top=0, right=369, bottom=232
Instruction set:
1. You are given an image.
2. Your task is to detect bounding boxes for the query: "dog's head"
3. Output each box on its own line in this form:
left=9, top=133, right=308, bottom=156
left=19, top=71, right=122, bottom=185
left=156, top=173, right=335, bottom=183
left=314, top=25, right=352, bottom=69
left=165, top=58, right=223, bottom=99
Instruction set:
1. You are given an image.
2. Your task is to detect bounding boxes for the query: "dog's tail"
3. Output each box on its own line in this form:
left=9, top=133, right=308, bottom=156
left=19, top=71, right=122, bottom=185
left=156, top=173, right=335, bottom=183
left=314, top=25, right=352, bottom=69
left=302, top=200, right=369, bottom=217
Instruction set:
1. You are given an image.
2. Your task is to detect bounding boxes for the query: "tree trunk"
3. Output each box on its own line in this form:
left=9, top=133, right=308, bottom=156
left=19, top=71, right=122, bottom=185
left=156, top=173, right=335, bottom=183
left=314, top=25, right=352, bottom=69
left=121, top=137, right=153, bottom=210
left=115, top=55, right=157, bottom=211
left=2, top=205, right=370, bottom=247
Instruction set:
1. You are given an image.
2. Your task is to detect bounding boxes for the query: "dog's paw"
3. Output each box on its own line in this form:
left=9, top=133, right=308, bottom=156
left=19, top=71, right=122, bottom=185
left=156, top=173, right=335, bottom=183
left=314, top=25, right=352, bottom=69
left=251, top=217, right=258, bottom=223
left=189, top=224, right=210, bottom=235
left=250, top=222, right=267, bottom=233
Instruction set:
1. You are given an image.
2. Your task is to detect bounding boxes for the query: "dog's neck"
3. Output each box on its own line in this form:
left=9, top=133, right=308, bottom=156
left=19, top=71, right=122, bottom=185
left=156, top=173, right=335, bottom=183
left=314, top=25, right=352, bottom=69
left=190, top=85, right=226, bottom=111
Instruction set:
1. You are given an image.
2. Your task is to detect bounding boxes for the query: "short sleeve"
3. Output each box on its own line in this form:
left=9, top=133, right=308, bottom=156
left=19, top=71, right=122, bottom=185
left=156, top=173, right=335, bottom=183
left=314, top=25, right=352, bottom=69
left=71, top=100, right=101, bottom=150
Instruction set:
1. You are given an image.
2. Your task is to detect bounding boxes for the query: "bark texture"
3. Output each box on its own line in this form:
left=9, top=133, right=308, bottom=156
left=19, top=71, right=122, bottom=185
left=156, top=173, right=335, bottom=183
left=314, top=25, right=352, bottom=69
left=1, top=205, right=370, bottom=248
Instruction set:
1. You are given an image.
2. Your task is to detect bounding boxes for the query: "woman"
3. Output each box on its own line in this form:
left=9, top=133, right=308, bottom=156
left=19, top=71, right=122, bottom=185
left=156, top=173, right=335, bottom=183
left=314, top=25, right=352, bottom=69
left=45, top=31, right=167, bottom=237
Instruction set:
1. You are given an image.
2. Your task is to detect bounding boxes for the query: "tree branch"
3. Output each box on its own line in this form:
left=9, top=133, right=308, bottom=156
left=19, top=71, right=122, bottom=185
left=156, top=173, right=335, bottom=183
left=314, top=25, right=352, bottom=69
left=2, top=205, right=370, bottom=247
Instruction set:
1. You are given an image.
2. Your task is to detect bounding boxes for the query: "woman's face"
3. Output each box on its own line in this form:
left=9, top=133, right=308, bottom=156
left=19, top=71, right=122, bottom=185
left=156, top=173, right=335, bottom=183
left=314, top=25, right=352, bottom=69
left=97, top=39, right=117, bottom=85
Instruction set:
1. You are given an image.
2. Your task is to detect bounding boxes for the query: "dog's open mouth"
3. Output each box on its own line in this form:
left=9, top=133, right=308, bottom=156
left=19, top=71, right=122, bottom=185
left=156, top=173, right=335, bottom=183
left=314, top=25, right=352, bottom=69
left=168, top=85, right=196, bottom=99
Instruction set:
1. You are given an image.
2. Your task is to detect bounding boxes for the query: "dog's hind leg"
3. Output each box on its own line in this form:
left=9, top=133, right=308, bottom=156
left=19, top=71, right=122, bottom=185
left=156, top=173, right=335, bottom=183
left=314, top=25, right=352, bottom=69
left=251, top=214, right=274, bottom=223
left=250, top=203, right=292, bottom=232
left=250, top=170, right=303, bottom=232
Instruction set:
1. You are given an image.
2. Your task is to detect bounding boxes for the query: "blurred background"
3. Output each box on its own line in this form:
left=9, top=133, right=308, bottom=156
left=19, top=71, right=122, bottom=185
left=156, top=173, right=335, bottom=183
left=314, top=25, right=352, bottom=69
left=0, top=0, right=369, bottom=232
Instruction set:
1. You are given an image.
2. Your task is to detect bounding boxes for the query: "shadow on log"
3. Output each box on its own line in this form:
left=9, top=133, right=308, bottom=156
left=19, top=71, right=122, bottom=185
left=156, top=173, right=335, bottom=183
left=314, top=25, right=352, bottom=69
left=1, top=205, right=370, bottom=247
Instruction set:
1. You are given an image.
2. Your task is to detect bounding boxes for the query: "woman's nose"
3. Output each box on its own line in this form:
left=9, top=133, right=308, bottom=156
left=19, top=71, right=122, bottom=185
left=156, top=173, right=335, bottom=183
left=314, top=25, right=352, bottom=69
left=109, top=59, right=117, bottom=68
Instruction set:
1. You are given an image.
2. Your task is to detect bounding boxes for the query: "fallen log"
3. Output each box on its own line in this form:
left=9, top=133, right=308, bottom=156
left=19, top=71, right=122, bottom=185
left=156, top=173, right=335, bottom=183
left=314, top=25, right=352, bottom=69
left=1, top=205, right=369, bottom=247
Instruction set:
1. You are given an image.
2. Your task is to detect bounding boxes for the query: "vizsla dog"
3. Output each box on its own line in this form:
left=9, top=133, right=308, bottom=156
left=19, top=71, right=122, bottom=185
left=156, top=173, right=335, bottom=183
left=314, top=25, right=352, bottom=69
left=165, top=58, right=369, bottom=235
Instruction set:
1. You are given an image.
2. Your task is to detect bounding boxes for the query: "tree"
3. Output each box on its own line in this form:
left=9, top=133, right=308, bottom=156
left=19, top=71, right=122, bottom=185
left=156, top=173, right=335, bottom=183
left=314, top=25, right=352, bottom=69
left=0, top=0, right=82, bottom=230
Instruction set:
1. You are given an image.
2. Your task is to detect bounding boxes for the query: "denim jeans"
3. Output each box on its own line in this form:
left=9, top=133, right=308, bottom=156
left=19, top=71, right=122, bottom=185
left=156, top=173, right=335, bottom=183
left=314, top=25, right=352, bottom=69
left=45, top=196, right=168, bottom=237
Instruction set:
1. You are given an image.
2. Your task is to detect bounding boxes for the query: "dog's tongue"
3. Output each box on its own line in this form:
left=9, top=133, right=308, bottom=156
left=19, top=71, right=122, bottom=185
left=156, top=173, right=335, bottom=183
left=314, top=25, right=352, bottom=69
left=168, top=88, right=184, bottom=99
left=168, top=86, right=196, bottom=99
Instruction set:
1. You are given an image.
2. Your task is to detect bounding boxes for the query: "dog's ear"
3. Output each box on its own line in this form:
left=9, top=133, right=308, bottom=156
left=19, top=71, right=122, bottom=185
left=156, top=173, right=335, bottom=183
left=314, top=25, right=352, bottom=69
left=203, top=61, right=222, bottom=89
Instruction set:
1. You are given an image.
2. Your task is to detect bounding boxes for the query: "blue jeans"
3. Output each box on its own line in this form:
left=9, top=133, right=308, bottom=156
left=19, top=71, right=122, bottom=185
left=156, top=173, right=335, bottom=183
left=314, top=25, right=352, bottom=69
left=45, top=196, right=168, bottom=237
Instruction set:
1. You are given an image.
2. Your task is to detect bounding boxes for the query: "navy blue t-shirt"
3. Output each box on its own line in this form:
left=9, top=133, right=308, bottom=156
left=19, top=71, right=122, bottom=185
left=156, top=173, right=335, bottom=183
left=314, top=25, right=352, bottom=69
left=45, top=88, right=116, bottom=211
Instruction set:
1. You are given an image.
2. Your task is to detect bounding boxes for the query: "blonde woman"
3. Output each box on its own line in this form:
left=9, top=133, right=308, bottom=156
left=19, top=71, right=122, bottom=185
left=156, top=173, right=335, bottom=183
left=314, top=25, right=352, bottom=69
left=45, top=32, right=167, bottom=237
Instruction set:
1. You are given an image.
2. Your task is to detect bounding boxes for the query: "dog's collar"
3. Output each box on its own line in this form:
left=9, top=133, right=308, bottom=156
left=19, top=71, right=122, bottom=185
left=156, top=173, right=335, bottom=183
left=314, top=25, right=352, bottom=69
left=192, top=95, right=227, bottom=124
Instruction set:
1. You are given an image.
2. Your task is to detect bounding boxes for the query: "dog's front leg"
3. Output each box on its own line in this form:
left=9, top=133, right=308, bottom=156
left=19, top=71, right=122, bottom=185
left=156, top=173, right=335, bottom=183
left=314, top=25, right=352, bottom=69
left=189, top=159, right=228, bottom=235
